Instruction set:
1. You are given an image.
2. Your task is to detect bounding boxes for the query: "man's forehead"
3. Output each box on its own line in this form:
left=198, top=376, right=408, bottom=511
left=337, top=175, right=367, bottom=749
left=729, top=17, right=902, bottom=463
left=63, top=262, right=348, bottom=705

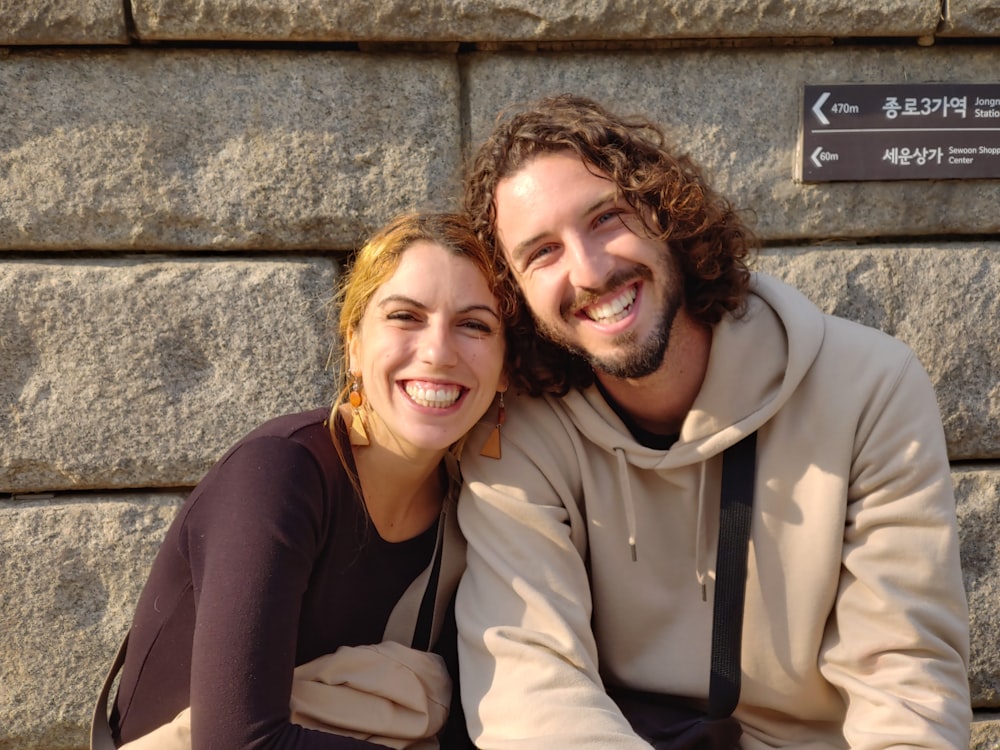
left=495, top=154, right=613, bottom=212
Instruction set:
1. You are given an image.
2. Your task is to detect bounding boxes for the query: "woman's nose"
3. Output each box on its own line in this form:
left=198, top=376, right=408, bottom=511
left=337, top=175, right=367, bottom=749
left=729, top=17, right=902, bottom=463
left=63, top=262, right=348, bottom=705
left=419, top=323, right=459, bottom=367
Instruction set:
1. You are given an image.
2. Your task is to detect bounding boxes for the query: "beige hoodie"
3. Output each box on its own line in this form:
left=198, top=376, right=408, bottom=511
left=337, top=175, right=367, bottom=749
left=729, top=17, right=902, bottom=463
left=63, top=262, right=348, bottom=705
left=456, top=273, right=970, bottom=750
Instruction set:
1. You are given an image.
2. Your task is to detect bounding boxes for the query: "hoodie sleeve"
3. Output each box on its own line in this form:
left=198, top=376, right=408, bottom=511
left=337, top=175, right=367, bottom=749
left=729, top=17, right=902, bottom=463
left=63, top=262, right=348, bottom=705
left=456, top=396, right=654, bottom=750
left=818, top=350, right=972, bottom=749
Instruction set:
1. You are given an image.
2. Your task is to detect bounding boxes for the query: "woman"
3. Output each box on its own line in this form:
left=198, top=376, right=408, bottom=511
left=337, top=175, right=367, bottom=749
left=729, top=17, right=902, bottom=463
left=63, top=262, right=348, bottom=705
left=99, top=213, right=512, bottom=749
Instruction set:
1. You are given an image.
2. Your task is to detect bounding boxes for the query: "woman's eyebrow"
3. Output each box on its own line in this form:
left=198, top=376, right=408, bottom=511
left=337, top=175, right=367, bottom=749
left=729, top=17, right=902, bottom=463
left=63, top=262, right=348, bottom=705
left=377, top=295, right=500, bottom=320
left=376, top=294, right=425, bottom=309
left=459, top=304, right=501, bottom=320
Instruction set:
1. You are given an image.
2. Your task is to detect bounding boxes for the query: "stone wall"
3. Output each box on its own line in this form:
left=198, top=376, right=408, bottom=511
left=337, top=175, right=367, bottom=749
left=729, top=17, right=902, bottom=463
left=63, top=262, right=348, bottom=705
left=1, top=1, right=997, bottom=747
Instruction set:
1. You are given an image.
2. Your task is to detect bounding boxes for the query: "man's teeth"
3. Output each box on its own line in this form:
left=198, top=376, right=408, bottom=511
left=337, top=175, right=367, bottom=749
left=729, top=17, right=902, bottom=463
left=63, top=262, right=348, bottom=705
left=405, top=383, right=461, bottom=407
left=584, top=286, right=636, bottom=323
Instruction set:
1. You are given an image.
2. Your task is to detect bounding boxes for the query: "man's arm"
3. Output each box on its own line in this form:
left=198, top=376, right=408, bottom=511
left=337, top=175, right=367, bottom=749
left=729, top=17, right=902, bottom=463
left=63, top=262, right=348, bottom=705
left=456, top=397, right=653, bottom=750
left=820, top=351, right=971, bottom=749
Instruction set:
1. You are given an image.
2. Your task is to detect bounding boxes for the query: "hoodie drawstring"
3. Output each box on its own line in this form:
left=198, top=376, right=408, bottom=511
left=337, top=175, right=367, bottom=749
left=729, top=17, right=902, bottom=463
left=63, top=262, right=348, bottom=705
left=615, top=445, right=713, bottom=605
left=695, top=459, right=710, bottom=601
left=614, top=447, right=638, bottom=562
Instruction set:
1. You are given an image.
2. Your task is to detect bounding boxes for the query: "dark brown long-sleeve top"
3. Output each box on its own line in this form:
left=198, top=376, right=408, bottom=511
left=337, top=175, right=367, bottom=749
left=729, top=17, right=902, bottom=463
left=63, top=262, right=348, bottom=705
left=110, top=408, right=467, bottom=749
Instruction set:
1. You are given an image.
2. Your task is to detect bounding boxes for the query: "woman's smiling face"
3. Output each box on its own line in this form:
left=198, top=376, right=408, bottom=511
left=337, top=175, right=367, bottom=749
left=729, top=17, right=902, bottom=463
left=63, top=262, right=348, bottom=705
left=348, top=239, right=507, bottom=458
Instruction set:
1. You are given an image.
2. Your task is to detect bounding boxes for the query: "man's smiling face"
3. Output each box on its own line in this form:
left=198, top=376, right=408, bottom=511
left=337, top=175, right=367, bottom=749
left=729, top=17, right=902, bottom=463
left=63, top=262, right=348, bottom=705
left=494, top=150, right=684, bottom=380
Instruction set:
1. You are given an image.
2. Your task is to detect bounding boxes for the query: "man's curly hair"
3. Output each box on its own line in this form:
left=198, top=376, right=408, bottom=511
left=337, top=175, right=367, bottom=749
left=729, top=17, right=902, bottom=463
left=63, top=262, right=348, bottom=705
left=464, top=94, right=757, bottom=397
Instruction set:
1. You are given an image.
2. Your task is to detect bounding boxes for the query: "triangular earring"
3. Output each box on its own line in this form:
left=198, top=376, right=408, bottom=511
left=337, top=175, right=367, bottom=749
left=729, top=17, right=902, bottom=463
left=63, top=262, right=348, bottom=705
left=349, top=377, right=369, bottom=446
left=479, top=392, right=505, bottom=459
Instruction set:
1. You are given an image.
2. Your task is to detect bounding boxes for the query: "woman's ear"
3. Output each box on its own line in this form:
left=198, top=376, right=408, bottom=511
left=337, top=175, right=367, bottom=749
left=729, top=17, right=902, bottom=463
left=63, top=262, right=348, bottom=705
left=497, top=371, right=510, bottom=394
left=346, top=328, right=361, bottom=376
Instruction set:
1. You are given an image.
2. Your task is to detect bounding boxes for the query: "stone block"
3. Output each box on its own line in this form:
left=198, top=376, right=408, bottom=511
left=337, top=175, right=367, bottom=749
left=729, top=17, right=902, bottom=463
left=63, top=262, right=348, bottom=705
left=129, top=0, right=941, bottom=42
left=0, top=0, right=127, bottom=45
left=756, top=244, right=1000, bottom=461
left=0, top=48, right=461, bottom=251
left=955, top=467, right=1000, bottom=708
left=971, top=713, right=1000, bottom=749
left=0, top=493, right=185, bottom=750
left=0, top=257, right=339, bottom=493
left=940, top=0, right=1000, bottom=36
left=465, top=47, right=1000, bottom=242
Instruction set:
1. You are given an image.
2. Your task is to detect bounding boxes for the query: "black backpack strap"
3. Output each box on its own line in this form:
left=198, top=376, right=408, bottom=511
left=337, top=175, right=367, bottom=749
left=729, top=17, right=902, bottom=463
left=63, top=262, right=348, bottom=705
left=707, top=431, right=757, bottom=719
left=384, top=491, right=464, bottom=651
left=90, top=632, right=128, bottom=750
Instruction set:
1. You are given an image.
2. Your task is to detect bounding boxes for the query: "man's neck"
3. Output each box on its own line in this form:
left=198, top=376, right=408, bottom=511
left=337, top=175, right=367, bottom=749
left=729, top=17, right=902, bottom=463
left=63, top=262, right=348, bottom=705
left=594, top=308, right=712, bottom=437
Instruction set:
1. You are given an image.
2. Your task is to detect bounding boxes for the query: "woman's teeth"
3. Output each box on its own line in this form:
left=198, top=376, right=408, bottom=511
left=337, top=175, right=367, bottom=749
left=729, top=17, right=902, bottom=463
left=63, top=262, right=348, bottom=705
left=584, top=286, right=636, bottom=323
left=405, top=382, right=461, bottom=407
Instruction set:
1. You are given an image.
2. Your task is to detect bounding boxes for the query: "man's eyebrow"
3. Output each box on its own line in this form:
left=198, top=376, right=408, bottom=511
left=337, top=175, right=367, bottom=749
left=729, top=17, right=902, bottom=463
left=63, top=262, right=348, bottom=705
left=506, top=191, right=618, bottom=266
left=586, top=191, right=621, bottom=217
left=507, top=231, right=548, bottom=267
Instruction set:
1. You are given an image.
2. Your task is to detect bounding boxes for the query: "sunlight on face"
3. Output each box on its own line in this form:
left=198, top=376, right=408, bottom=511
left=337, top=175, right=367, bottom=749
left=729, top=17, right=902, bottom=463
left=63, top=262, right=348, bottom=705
left=495, top=152, right=682, bottom=379
left=349, top=241, right=507, bottom=457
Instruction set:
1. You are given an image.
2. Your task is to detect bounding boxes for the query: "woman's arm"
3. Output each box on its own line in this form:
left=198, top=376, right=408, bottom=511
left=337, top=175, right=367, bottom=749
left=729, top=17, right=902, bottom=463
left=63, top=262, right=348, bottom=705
left=182, top=435, right=384, bottom=749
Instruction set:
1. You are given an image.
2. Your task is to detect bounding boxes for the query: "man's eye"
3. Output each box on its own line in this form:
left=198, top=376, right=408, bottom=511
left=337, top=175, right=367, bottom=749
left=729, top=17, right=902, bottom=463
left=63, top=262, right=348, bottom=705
left=525, top=244, right=556, bottom=268
left=595, top=210, right=622, bottom=226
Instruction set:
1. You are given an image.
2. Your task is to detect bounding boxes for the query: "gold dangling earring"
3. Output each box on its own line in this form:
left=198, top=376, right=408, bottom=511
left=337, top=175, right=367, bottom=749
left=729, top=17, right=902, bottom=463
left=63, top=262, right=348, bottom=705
left=479, top=391, right=505, bottom=459
left=348, top=377, right=369, bottom=446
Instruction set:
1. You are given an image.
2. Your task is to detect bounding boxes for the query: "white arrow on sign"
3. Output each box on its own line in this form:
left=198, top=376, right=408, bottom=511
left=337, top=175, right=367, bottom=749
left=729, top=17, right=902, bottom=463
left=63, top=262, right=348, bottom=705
left=811, top=147, right=824, bottom=168
left=812, top=92, right=830, bottom=125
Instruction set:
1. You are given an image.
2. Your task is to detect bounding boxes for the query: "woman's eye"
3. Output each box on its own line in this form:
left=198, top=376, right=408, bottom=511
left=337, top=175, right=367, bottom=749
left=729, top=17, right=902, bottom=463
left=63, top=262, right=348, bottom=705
left=461, top=319, right=494, bottom=334
left=386, top=311, right=419, bottom=322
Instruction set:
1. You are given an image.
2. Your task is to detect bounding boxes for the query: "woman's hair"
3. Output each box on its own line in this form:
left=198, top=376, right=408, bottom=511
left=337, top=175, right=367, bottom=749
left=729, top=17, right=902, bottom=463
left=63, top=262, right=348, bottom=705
left=329, top=212, right=515, bottom=472
left=464, top=94, right=757, bottom=396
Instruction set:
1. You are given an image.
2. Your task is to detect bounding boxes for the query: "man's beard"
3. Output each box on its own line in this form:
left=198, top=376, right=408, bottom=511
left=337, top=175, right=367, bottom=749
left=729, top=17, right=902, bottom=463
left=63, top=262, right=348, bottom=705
left=534, top=260, right=683, bottom=380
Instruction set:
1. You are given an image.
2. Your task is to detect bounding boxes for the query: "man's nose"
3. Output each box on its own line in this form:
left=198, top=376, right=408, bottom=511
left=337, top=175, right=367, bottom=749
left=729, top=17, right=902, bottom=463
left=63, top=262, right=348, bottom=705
left=565, top=234, right=613, bottom=290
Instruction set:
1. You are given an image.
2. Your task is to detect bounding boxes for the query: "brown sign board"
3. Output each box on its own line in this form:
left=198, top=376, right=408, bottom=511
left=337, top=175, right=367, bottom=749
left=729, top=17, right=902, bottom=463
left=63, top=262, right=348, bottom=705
left=798, top=83, right=1000, bottom=182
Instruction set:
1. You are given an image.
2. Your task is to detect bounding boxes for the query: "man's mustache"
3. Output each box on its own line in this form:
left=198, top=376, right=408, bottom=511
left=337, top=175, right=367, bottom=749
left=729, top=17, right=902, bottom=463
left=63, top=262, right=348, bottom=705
left=561, top=265, right=653, bottom=318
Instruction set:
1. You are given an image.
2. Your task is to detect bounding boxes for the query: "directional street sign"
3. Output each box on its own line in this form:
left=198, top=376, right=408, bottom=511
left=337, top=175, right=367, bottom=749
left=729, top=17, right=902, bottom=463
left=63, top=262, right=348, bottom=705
left=798, top=83, right=1000, bottom=182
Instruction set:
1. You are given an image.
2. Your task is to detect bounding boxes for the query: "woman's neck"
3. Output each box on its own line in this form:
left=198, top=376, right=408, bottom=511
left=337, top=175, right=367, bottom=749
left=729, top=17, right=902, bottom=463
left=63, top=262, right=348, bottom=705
left=339, top=405, right=446, bottom=542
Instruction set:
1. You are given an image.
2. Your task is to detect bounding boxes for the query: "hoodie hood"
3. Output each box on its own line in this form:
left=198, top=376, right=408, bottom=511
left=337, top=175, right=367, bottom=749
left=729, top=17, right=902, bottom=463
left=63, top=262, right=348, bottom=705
left=551, top=273, right=826, bottom=571
left=556, top=273, right=825, bottom=466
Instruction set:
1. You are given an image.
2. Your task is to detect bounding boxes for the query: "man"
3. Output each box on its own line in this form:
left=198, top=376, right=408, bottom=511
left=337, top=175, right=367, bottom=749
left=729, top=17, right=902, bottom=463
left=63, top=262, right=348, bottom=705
left=455, top=94, right=971, bottom=749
